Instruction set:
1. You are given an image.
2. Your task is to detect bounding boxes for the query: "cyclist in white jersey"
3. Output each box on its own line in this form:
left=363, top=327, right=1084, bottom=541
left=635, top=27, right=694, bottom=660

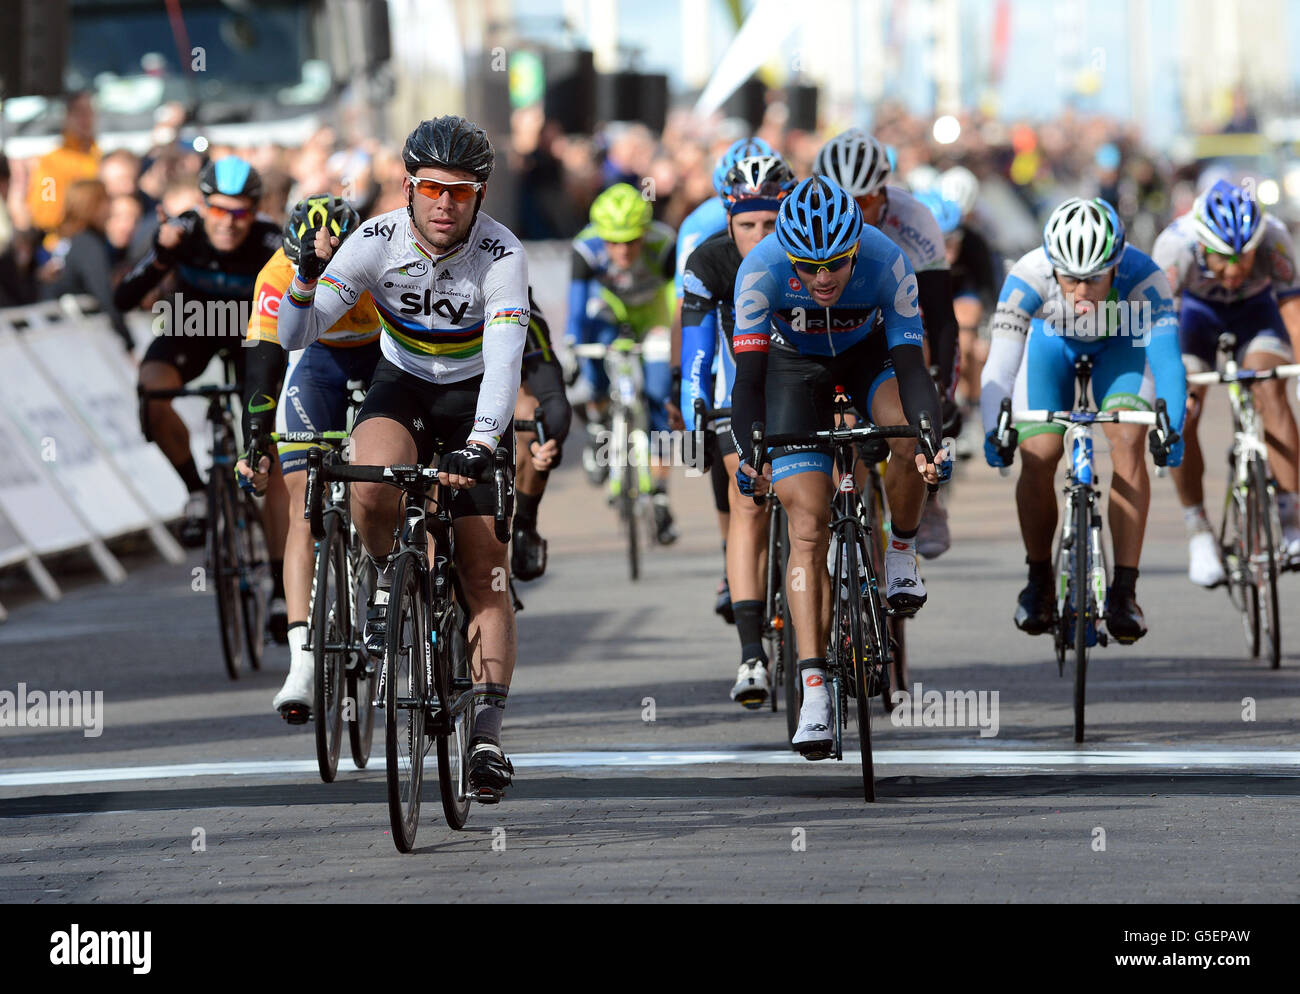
left=276, top=116, right=528, bottom=801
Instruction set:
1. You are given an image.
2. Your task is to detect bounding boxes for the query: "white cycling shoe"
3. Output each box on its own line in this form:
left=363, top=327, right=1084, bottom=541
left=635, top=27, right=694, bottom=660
left=885, top=543, right=927, bottom=616
left=915, top=495, right=951, bottom=559
left=730, top=659, right=770, bottom=709
left=1187, top=531, right=1226, bottom=588
left=273, top=628, right=313, bottom=724
left=792, top=693, right=834, bottom=759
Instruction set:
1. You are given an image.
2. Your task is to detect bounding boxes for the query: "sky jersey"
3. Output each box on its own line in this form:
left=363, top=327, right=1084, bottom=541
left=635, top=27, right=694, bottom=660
left=246, top=247, right=379, bottom=348
left=674, top=196, right=728, bottom=298
left=878, top=186, right=949, bottom=274
left=275, top=207, right=530, bottom=450
left=731, top=226, right=925, bottom=359
left=1152, top=213, right=1300, bottom=306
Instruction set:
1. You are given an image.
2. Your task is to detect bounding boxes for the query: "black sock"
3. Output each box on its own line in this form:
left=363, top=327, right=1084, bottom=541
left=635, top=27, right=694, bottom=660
left=270, top=560, right=285, bottom=600
left=1112, top=566, right=1139, bottom=593
left=177, top=457, right=204, bottom=494
left=515, top=491, right=540, bottom=528
left=287, top=621, right=307, bottom=633
left=733, top=600, right=766, bottom=664
left=893, top=524, right=918, bottom=540
left=1027, top=557, right=1051, bottom=584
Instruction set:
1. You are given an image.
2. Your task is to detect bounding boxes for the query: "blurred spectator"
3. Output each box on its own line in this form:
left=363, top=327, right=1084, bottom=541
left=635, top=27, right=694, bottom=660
left=1, top=153, right=40, bottom=307
left=106, top=194, right=144, bottom=271
left=259, top=169, right=295, bottom=226
left=38, top=178, right=133, bottom=352
left=25, top=92, right=102, bottom=241
left=1221, top=88, right=1258, bottom=135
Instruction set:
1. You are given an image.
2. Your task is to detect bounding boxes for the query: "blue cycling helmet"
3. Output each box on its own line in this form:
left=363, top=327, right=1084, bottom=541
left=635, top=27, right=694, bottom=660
left=776, top=176, right=863, bottom=261
left=199, top=156, right=262, bottom=200
left=1042, top=197, right=1125, bottom=278
left=712, top=137, right=775, bottom=196
left=915, top=190, right=963, bottom=235
left=1192, top=179, right=1267, bottom=258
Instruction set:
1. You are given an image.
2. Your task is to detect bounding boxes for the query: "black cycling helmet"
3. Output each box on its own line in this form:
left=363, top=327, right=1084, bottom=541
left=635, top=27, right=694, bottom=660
left=282, top=194, right=361, bottom=263
left=198, top=156, right=263, bottom=201
left=402, top=115, right=495, bottom=182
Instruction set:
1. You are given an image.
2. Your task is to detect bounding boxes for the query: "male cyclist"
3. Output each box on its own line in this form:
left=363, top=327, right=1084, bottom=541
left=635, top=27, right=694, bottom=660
left=981, top=197, right=1187, bottom=643
left=814, top=130, right=961, bottom=558
left=679, top=152, right=796, bottom=708
left=234, top=195, right=381, bottom=722
left=731, top=177, right=949, bottom=757
left=276, top=116, right=527, bottom=802
left=568, top=183, right=679, bottom=544
left=1152, top=180, right=1300, bottom=585
left=117, top=157, right=282, bottom=549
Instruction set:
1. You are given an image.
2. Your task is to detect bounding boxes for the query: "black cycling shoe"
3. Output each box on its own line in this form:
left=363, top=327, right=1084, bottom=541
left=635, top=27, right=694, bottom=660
left=363, top=587, right=390, bottom=656
left=511, top=523, right=548, bottom=581
left=1105, top=587, right=1147, bottom=644
left=652, top=492, right=679, bottom=545
left=714, top=574, right=734, bottom=624
left=1014, top=577, right=1057, bottom=635
left=467, top=738, right=514, bottom=803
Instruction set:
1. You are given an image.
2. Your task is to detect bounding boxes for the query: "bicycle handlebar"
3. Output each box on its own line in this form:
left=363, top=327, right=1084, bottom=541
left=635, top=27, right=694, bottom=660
left=1186, top=363, right=1300, bottom=386
left=571, top=341, right=643, bottom=358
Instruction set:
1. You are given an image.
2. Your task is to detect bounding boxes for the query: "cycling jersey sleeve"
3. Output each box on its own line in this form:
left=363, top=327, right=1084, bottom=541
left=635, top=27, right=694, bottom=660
left=875, top=246, right=940, bottom=444
left=1151, top=225, right=1192, bottom=303
left=916, top=267, right=959, bottom=399
left=1128, top=259, right=1187, bottom=434
left=566, top=275, right=593, bottom=345
left=241, top=339, right=287, bottom=451
left=980, top=251, right=1043, bottom=434
left=680, top=300, right=718, bottom=416
left=1263, top=219, right=1300, bottom=300
left=471, top=248, right=531, bottom=450
left=729, top=260, right=778, bottom=460
left=113, top=212, right=198, bottom=311
left=277, top=231, right=374, bottom=351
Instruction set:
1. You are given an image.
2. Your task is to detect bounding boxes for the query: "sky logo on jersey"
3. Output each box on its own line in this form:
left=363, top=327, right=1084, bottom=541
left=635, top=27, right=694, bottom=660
left=397, top=291, right=470, bottom=322
left=363, top=221, right=397, bottom=240
left=479, top=237, right=515, bottom=260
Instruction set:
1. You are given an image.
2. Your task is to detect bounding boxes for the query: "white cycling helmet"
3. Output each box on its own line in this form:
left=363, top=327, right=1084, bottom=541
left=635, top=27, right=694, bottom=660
left=1042, top=197, right=1126, bottom=278
left=940, top=166, right=979, bottom=217
left=814, top=128, right=891, bottom=198
left=905, top=164, right=941, bottom=193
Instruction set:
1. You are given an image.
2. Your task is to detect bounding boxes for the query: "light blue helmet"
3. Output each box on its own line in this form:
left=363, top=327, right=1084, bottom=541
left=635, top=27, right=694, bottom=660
left=712, top=137, right=776, bottom=196
left=915, top=190, right=963, bottom=235
left=776, top=176, right=863, bottom=261
left=1193, top=180, right=1267, bottom=258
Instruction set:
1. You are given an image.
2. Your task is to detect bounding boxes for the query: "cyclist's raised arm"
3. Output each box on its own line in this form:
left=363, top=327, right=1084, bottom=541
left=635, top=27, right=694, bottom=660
left=114, top=210, right=197, bottom=311
left=979, top=249, right=1042, bottom=435
left=728, top=258, right=778, bottom=460
left=277, top=225, right=370, bottom=351
left=472, top=240, right=530, bottom=450
left=680, top=262, right=719, bottom=415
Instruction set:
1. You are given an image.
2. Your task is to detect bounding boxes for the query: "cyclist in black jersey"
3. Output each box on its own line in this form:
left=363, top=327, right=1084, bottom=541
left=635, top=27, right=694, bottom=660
left=116, top=156, right=281, bottom=551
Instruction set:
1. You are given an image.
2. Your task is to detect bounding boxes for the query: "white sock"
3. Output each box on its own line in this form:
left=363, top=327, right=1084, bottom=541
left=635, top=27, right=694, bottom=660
left=888, top=532, right=917, bottom=556
left=800, top=667, right=830, bottom=709
left=1183, top=505, right=1210, bottom=535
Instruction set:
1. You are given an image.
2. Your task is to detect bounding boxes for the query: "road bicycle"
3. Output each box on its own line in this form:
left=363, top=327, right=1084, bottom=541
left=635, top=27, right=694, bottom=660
left=754, top=390, right=939, bottom=801
left=140, top=376, right=269, bottom=680
left=1187, top=333, right=1300, bottom=669
left=993, top=354, right=1176, bottom=742
left=313, top=449, right=512, bottom=851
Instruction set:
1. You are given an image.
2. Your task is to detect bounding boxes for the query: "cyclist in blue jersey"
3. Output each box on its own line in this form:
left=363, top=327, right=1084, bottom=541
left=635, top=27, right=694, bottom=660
left=679, top=152, right=796, bottom=707
left=981, top=197, right=1187, bottom=643
left=731, top=177, right=950, bottom=756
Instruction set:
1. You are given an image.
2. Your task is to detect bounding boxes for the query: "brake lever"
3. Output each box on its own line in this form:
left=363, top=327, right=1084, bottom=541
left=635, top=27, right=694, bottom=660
left=750, top=421, right=766, bottom=507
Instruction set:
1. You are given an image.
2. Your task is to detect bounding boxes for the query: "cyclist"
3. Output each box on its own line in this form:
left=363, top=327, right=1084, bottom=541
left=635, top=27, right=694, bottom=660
left=731, top=176, right=949, bottom=757
left=115, top=156, right=285, bottom=619
left=981, top=197, right=1187, bottom=643
left=814, top=129, right=961, bottom=559
left=275, top=116, right=527, bottom=802
left=233, top=194, right=381, bottom=722
left=675, top=137, right=776, bottom=621
left=679, top=151, right=796, bottom=708
left=567, top=182, right=679, bottom=544
left=1151, top=179, right=1300, bottom=585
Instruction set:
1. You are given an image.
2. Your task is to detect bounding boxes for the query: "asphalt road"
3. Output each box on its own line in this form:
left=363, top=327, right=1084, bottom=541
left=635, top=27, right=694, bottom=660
left=1, top=388, right=1297, bottom=902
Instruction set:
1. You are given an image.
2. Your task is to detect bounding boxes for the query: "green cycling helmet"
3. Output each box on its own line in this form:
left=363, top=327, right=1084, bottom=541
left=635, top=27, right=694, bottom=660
left=590, top=183, right=653, bottom=243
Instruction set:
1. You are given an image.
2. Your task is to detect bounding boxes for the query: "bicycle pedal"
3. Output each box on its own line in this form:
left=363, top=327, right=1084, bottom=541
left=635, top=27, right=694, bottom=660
left=278, top=703, right=311, bottom=726
left=471, top=787, right=504, bottom=804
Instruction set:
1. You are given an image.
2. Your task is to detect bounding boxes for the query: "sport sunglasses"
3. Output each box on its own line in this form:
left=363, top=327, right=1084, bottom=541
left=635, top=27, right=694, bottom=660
left=205, top=202, right=255, bottom=221
left=786, top=244, right=858, bottom=276
left=407, top=174, right=484, bottom=203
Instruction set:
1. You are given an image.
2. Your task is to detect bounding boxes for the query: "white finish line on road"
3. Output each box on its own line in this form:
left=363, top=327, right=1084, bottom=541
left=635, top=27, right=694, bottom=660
left=2, top=748, right=1299, bottom=788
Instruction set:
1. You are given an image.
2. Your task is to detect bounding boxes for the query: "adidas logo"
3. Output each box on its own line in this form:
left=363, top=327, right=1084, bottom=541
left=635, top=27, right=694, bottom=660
left=437, top=269, right=453, bottom=281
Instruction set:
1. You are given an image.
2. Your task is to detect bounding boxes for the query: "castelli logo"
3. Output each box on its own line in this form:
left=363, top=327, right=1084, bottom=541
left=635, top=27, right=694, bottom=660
left=788, top=277, right=802, bottom=291
left=804, top=674, right=824, bottom=688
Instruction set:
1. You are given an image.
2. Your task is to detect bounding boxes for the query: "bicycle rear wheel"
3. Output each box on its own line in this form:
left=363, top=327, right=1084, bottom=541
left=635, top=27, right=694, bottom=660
left=841, top=527, right=876, bottom=802
left=312, top=512, right=349, bottom=783
left=209, top=474, right=245, bottom=680
left=384, top=552, right=427, bottom=853
left=778, top=511, right=800, bottom=745
left=1222, top=481, right=1258, bottom=654
left=1072, top=494, right=1091, bottom=744
left=1250, top=457, right=1281, bottom=669
left=237, top=493, right=268, bottom=671
left=436, top=597, right=472, bottom=830
left=763, top=501, right=784, bottom=715
left=348, top=543, right=378, bottom=768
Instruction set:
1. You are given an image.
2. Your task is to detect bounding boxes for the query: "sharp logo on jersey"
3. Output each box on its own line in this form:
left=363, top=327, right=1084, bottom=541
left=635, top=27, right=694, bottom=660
left=733, top=334, right=769, bottom=353
left=400, top=260, right=429, bottom=278
left=397, top=290, right=470, bottom=322
left=479, top=237, right=515, bottom=260
left=437, top=269, right=453, bottom=281
left=788, top=277, right=802, bottom=291
left=363, top=221, right=397, bottom=240
left=256, top=287, right=280, bottom=318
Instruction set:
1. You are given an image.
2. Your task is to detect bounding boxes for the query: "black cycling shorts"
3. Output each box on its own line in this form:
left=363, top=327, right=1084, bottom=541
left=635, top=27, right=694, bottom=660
left=708, top=432, right=730, bottom=513
left=355, top=356, right=513, bottom=520
left=143, top=333, right=246, bottom=384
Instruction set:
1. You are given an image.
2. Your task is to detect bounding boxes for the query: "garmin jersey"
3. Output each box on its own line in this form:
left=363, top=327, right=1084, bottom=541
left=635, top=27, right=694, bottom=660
left=731, top=226, right=925, bottom=359
left=247, top=248, right=380, bottom=348
left=680, top=230, right=742, bottom=412
left=675, top=196, right=729, bottom=298
left=878, top=186, right=948, bottom=274
left=276, top=207, right=529, bottom=450
left=1152, top=213, right=1300, bottom=306
left=571, top=219, right=677, bottom=309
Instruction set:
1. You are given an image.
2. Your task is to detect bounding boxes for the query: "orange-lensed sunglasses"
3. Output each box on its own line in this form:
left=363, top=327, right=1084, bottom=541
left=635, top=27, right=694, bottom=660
left=407, top=174, right=484, bottom=204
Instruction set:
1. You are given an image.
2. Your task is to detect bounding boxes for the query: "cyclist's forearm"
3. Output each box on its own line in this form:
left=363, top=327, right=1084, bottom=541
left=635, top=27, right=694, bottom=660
left=680, top=308, right=717, bottom=413
left=565, top=278, right=591, bottom=345
left=472, top=328, right=527, bottom=449
left=1147, top=328, right=1188, bottom=433
left=917, top=269, right=959, bottom=398
left=730, top=348, right=768, bottom=460
left=277, top=277, right=333, bottom=350
left=979, top=314, right=1028, bottom=434
left=891, top=344, right=942, bottom=440
left=241, top=340, right=287, bottom=450
left=1279, top=295, right=1300, bottom=353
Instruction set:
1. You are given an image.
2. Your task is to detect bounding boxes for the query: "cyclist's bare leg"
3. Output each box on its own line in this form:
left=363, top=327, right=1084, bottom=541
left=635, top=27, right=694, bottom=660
left=263, top=449, right=289, bottom=563
left=1246, top=353, right=1300, bottom=492
left=1102, top=419, right=1148, bottom=569
left=1017, top=432, right=1065, bottom=561
left=138, top=361, right=191, bottom=468
left=1170, top=384, right=1208, bottom=507
left=454, top=513, right=516, bottom=688
left=723, top=451, right=768, bottom=602
left=870, top=379, right=925, bottom=531
left=282, top=463, right=317, bottom=627
left=774, top=472, right=833, bottom=662
left=350, top=417, right=417, bottom=563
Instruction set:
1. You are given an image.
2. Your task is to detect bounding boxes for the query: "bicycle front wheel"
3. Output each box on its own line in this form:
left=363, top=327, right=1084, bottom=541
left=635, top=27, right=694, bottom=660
left=1072, top=494, right=1091, bottom=744
left=838, top=526, right=875, bottom=802
left=348, top=546, right=378, bottom=768
left=209, top=474, right=245, bottom=680
left=312, top=511, right=349, bottom=783
left=778, top=510, right=800, bottom=745
left=237, top=493, right=268, bottom=671
left=1250, top=457, right=1281, bottom=669
left=384, top=552, right=427, bottom=853
left=436, top=598, right=472, bottom=830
